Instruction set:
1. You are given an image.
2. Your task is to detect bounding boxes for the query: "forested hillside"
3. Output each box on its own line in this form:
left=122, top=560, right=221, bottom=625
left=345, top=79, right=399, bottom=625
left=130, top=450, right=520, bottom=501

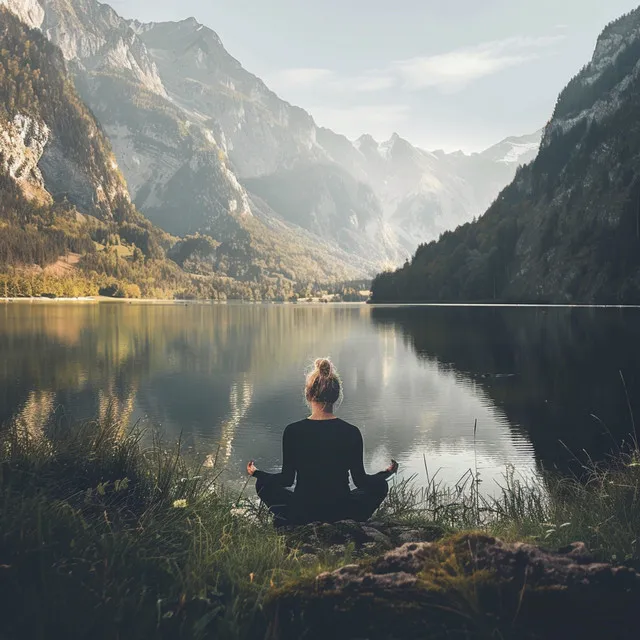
left=371, top=8, right=640, bottom=305
left=0, top=6, right=180, bottom=297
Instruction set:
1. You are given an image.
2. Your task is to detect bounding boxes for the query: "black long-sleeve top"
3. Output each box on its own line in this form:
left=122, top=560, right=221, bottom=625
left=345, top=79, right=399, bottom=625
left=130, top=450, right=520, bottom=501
left=254, top=418, right=389, bottom=505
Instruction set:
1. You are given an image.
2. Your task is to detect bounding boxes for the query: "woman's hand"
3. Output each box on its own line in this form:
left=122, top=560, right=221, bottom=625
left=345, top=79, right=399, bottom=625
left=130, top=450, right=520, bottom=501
left=247, top=460, right=257, bottom=476
left=385, top=459, right=399, bottom=475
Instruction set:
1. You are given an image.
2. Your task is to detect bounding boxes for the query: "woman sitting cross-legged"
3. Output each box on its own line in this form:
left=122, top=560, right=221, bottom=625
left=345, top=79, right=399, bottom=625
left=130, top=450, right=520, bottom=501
left=246, top=358, right=398, bottom=527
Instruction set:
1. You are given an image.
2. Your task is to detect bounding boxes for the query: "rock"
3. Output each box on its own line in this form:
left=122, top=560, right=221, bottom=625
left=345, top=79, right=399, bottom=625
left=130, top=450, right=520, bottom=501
left=0, top=0, right=44, bottom=29
left=360, top=542, right=378, bottom=555
left=266, top=533, right=640, bottom=640
left=360, top=526, right=393, bottom=549
left=287, top=520, right=446, bottom=559
left=297, top=554, right=318, bottom=567
left=396, top=530, right=424, bottom=544
left=289, top=520, right=370, bottom=549
left=315, top=520, right=367, bottom=545
left=388, top=523, right=446, bottom=545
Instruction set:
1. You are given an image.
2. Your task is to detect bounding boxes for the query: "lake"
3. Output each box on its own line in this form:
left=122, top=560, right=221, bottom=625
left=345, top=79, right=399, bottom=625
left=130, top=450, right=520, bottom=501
left=2, top=302, right=640, bottom=494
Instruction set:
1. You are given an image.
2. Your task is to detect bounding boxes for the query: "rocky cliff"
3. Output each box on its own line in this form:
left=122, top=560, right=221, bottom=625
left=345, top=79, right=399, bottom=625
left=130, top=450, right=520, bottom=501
left=0, top=5, right=133, bottom=220
left=371, top=7, right=640, bottom=304
left=0, top=0, right=41, bottom=28
left=0, top=114, right=50, bottom=202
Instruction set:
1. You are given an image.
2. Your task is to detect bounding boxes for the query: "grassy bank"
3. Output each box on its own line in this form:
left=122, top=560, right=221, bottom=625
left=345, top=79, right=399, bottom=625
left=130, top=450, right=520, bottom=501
left=376, top=448, right=640, bottom=566
left=1, top=417, right=638, bottom=639
left=0, top=418, right=318, bottom=639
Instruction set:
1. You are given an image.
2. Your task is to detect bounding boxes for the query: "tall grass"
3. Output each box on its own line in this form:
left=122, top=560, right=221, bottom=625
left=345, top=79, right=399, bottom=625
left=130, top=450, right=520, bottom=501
left=0, top=416, right=346, bottom=640
left=1, top=415, right=639, bottom=639
left=380, top=447, right=640, bottom=566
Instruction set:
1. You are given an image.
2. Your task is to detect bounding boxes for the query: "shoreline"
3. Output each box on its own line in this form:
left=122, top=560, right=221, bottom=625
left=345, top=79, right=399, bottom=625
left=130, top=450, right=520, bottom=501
left=0, top=296, right=231, bottom=305
left=0, top=296, right=181, bottom=304
left=366, top=301, right=640, bottom=309
left=0, top=297, right=370, bottom=305
left=3, top=297, right=640, bottom=309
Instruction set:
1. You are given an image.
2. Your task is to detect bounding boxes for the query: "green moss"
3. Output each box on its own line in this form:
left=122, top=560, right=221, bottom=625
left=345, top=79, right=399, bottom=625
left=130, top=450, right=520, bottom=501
left=267, top=532, right=640, bottom=639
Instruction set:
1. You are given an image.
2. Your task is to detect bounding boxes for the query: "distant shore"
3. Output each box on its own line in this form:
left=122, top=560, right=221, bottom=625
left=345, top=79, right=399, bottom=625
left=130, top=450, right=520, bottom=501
left=0, top=296, right=220, bottom=304
left=1, top=296, right=175, bottom=304
left=0, top=296, right=369, bottom=305
left=5, top=297, right=640, bottom=308
left=366, top=301, right=640, bottom=309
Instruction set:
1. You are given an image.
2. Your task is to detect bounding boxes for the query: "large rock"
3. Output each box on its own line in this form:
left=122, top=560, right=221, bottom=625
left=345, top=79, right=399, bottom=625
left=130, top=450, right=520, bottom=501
left=267, top=533, right=640, bottom=639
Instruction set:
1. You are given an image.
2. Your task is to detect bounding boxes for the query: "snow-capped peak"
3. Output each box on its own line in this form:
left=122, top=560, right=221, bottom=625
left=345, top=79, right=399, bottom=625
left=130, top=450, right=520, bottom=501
left=479, top=129, right=542, bottom=165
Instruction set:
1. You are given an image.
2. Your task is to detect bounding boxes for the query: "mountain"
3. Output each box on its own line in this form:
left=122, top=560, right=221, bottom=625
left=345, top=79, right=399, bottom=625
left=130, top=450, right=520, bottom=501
left=370, top=7, right=640, bottom=304
left=1, top=6, right=344, bottom=302
left=4, top=0, right=381, bottom=288
left=0, top=4, right=180, bottom=297
left=16, top=0, right=384, bottom=278
left=477, top=130, right=542, bottom=165
left=328, top=129, right=542, bottom=257
left=122, top=16, right=397, bottom=264
left=2, top=0, right=540, bottom=276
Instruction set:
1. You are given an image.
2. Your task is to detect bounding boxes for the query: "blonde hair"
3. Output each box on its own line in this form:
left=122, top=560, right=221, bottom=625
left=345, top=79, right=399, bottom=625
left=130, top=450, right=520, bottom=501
left=305, top=357, right=342, bottom=406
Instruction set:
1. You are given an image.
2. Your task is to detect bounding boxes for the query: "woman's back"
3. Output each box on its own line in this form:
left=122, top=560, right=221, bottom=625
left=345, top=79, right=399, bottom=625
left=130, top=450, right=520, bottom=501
left=285, top=417, right=360, bottom=503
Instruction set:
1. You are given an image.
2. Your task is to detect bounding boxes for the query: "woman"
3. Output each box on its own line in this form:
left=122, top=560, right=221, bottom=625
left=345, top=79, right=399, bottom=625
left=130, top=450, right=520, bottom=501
left=247, top=358, right=398, bottom=526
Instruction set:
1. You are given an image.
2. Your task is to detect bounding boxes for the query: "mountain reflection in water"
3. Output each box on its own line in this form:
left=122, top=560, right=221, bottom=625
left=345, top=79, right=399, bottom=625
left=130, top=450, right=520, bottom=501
left=2, top=302, right=637, bottom=493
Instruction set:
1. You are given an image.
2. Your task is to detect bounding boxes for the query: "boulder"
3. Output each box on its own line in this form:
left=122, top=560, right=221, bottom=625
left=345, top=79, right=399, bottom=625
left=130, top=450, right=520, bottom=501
left=266, top=533, right=640, bottom=640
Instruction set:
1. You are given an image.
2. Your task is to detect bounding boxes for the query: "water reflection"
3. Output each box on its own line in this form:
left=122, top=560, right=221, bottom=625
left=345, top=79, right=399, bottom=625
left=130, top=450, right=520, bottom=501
left=6, top=302, right=636, bottom=489
left=370, top=305, right=640, bottom=471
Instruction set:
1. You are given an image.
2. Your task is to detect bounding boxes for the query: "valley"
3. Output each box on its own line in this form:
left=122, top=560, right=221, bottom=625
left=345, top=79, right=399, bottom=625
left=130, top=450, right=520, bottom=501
left=0, top=0, right=539, bottom=300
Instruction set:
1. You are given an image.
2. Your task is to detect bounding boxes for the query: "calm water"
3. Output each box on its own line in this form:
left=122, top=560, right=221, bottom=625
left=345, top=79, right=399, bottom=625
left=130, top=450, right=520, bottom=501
left=2, top=302, right=640, bottom=493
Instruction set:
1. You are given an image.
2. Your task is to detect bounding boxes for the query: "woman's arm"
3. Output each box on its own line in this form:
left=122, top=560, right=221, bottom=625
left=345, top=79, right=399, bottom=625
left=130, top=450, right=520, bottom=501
left=349, top=428, right=394, bottom=488
left=252, top=425, right=296, bottom=487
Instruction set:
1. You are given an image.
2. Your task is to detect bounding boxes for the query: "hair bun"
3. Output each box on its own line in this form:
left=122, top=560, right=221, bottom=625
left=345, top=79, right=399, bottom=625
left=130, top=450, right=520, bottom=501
left=315, top=358, right=332, bottom=377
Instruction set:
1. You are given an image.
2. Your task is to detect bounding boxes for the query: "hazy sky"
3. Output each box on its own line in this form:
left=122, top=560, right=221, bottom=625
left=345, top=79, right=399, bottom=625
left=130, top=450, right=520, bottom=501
left=110, top=0, right=639, bottom=151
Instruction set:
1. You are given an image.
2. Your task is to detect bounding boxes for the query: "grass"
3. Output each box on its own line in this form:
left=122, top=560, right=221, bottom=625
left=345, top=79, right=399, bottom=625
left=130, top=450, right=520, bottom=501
left=378, top=446, right=640, bottom=567
left=1, top=415, right=639, bottom=639
left=0, top=415, right=350, bottom=639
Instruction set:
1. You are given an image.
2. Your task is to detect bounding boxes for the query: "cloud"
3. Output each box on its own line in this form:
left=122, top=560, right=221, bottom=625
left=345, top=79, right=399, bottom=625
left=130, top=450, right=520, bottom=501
left=394, top=35, right=564, bottom=92
left=264, top=32, right=563, bottom=138
left=267, top=34, right=563, bottom=100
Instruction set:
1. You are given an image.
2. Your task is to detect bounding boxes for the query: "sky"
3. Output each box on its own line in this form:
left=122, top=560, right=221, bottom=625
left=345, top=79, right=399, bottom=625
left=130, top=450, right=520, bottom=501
left=110, top=0, right=640, bottom=152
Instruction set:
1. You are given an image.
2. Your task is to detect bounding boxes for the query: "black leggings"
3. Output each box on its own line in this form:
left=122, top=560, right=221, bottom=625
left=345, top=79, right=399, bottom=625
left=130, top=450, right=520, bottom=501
left=255, top=475, right=389, bottom=526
